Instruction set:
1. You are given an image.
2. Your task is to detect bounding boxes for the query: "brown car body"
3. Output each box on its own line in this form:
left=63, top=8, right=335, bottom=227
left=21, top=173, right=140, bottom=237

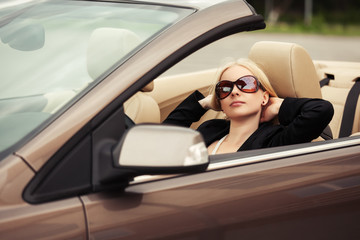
left=1, top=0, right=360, bottom=239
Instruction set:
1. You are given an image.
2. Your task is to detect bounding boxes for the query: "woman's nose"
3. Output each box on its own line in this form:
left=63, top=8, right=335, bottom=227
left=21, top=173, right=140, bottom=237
left=231, top=85, right=241, bottom=96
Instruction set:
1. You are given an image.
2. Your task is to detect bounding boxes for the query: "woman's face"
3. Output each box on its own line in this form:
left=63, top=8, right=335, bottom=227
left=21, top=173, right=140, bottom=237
left=219, top=65, right=269, bottom=121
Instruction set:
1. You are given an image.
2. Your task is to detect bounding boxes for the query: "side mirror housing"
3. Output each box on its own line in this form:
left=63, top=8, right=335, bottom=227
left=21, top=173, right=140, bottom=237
left=113, top=124, right=209, bottom=174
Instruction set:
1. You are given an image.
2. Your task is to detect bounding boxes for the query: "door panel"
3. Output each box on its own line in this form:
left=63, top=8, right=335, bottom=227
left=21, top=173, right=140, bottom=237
left=83, top=146, right=360, bottom=239
left=0, top=156, right=86, bottom=240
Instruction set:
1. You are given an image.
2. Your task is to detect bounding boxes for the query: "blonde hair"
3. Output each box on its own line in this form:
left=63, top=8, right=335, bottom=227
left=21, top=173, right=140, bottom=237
left=210, top=58, right=277, bottom=111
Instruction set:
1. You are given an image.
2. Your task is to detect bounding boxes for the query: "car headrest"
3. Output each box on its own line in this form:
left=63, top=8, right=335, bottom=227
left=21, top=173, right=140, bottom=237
left=87, top=27, right=140, bottom=80
left=87, top=27, right=154, bottom=92
left=249, top=41, right=322, bottom=99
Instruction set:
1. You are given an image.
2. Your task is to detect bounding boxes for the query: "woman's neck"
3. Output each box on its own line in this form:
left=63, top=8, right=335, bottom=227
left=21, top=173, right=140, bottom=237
left=227, top=115, right=260, bottom=146
left=209, top=113, right=262, bottom=154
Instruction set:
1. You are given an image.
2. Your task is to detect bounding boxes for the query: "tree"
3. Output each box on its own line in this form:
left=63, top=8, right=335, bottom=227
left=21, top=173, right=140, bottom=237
left=265, top=0, right=294, bottom=25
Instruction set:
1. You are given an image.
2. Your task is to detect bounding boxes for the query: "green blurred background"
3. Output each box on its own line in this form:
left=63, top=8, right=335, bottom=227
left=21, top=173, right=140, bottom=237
left=247, top=0, right=360, bottom=35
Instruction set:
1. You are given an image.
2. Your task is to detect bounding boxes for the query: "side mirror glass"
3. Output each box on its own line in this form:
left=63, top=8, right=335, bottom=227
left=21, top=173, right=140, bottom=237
left=113, top=124, right=209, bottom=174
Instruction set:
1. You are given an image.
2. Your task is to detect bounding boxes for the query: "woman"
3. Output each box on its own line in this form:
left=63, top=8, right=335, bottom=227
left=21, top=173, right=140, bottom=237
left=164, top=58, right=334, bottom=154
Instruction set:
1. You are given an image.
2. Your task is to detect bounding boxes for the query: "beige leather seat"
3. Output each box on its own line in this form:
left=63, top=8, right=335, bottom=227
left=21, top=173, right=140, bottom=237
left=87, top=27, right=160, bottom=123
left=248, top=41, right=330, bottom=140
left=321, top=80, right=359, bottom=138
left=249, top=41, right=322, bottom=99
left=249, top=41, right=360, bottom=139
left=123, top=82, right=160, bottom=123
left=316, top=68, right=360, bottom=138
left=87, top=27, right=141, bottom=80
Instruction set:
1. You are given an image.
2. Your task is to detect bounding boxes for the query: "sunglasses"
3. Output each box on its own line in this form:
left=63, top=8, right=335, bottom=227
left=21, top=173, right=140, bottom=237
left=215, top=75, right=261, bottom=100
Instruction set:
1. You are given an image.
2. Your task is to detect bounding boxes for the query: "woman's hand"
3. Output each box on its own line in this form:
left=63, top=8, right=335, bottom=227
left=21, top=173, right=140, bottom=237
left=260, top=97, right=284, bottom=123
left=198, top=95, right=214, bottom=110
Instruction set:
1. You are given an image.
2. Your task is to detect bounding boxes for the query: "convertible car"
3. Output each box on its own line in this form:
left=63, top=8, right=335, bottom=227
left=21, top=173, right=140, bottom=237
left=1, top=0, right=360, bottom=239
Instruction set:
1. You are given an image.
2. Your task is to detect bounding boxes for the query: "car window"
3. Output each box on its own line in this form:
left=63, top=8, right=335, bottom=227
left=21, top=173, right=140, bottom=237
left=155, top=31, right=359, bottom=159
left=0, top=0, right=194, bottom=158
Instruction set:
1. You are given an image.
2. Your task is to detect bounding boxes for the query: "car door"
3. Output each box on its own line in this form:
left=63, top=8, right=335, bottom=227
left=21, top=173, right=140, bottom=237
left=81, top=138, right=360, bottom=240
left=81, top=16, right=360, bottom=239
left=71, top=102, right=360, bottom=240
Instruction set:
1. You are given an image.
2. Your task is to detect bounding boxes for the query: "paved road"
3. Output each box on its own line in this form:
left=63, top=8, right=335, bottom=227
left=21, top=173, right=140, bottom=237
left=166, top=32, right=360, bottom=75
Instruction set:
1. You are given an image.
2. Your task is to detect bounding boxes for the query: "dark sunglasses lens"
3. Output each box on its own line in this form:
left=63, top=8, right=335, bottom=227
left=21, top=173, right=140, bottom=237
left=216, top=81, right=233, bottom=99
left=236, top=76, right=258, bottom=93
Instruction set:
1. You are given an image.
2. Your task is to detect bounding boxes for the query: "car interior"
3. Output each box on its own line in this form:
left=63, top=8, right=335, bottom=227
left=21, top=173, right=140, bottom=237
left=86, top=27, right=162, bottom=124
left=315, top=60, right=360, bottom=138
left=10, top=29, right=357, bottom=152
left=124, top=39, right=360, bottom=143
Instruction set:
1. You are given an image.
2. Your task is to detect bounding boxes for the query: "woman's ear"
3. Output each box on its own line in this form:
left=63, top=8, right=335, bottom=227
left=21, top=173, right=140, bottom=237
left=262, top=91, right=270, bottom=106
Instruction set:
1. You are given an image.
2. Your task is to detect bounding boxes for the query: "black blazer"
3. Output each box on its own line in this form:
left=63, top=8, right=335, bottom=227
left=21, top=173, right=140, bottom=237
left=164, top=91, right=334, bottom=151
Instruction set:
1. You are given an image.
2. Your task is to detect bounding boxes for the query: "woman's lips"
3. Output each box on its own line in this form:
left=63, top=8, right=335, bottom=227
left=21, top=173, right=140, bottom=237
left=230, top=101, right=245, bottom=107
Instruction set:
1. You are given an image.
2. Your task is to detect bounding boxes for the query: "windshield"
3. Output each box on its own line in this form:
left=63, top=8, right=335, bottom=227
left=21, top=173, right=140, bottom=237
left=0, top=0, right=193, bottom=156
